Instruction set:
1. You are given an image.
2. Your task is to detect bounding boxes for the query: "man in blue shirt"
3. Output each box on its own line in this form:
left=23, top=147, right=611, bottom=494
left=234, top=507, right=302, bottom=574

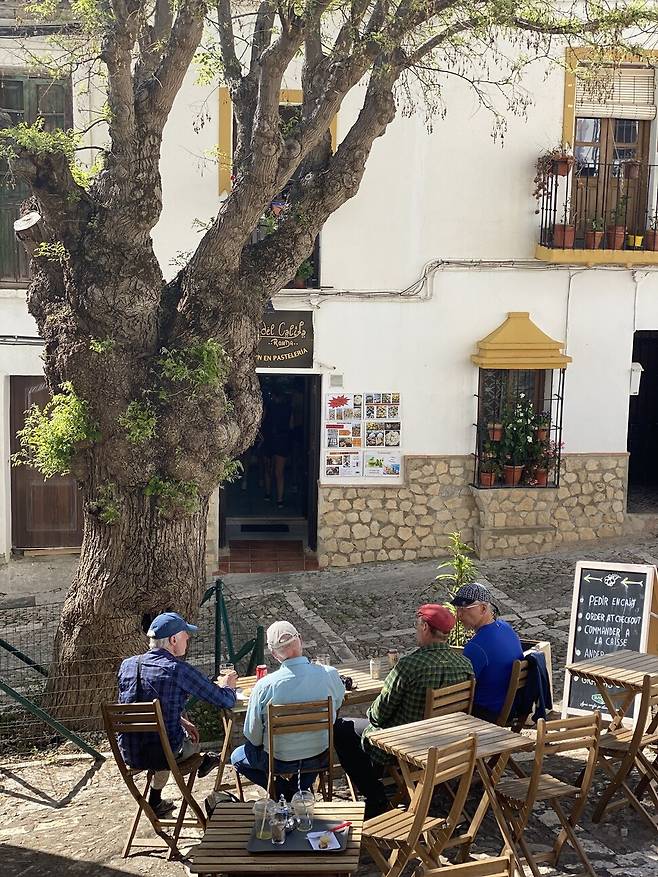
left=117, top=611, right=237, bottom=817
left=231, top=620, right=345, bottom=799
left=450, top=582, right=524, bottom=722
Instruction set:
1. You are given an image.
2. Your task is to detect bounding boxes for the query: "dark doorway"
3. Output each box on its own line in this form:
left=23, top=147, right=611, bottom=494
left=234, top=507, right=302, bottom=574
left=220, top=373, right=321, bottom=553
left=10, top=375, right=83, bottom=549
left=627, top=331, right=658, bottom=512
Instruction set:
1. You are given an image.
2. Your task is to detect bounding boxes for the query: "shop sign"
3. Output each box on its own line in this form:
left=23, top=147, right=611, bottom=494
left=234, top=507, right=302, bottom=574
left=257, top=310, right=314, bottom=368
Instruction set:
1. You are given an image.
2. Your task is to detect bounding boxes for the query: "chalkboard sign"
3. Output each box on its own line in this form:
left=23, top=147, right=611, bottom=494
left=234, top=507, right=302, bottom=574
left=563, top=561, right=657, bottom=718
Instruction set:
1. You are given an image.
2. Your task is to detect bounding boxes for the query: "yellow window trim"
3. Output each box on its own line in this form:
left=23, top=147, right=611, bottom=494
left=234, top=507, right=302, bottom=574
left=218, top=86, right=338, bottom=194
left=471, top=311, right=572, bottom=370
left=562, top=47, right=658, bottom=148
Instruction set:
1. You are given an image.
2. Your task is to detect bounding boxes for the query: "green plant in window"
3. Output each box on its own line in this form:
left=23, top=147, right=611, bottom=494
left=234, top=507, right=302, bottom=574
left=12, top=381, right=99, bottom=477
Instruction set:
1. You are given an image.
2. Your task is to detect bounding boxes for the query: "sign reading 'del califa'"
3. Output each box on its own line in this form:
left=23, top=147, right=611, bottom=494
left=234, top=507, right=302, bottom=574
left=257, top=310, right=314, bottom=369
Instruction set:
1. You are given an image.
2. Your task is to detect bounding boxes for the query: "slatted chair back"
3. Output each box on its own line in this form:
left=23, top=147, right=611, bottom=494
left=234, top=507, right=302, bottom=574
left=102, top=700, right=206, bottom=859
left=424, top=853, right=513, bottom=877
left=424, top=677, right=475, bottom=719
left=495, top=659, right=530, bottom=729
left=267, top=697, right=334, bottom=800
left=407, top=735, right=478, bottom=859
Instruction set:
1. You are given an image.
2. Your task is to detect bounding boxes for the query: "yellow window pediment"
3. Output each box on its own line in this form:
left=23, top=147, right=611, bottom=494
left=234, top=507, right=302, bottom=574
left=471, top=312, right=572, bottom=370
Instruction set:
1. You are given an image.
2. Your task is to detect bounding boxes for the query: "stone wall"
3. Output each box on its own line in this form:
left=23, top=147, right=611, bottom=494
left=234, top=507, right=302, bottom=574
left=317, top=452, right=629, bottom=566
left=317, top=456, right=477, bottom=568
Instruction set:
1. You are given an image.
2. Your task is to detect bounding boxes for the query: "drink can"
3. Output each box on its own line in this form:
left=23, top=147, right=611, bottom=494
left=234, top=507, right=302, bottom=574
left=256, top=664, right=268, bottom=680
left=369, top=657, right=381, bottom=680
left=387, top=649, right=400, bottom=668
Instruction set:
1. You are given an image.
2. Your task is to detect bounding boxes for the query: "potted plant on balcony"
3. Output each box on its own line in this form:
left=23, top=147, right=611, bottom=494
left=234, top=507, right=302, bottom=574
left=534, top=410, right=551, bottom=441
left=552, top=200, right=576, bottom=248
left=623, top=158, right=641, bottom=180
left=479, top=458, right=501, bottom=488
left=606, top=195, right=628, bottom=249
left=531, top=440, right=563, bottom=486
left=645, top=213, right=658, bottom=251
left=487, top=420, right=503, bottom=441
left=500, top=395, right=534, bottom=486
left=292, top=258, right=314, bottom=288
left=532, top=146, right=574, bottom=210
left=584, top=217, right=604, bottom=249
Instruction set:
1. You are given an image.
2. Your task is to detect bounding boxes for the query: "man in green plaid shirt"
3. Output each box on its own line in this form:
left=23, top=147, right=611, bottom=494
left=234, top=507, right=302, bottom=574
left=334, top=604, right=473, bottom=818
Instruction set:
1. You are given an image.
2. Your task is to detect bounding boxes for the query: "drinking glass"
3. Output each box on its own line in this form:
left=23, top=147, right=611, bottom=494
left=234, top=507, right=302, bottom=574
left=220, top=661, right=235, bottom=675
left=253, top=798, right=275, bottom=840
left=292, top=790, right=314, bottom=832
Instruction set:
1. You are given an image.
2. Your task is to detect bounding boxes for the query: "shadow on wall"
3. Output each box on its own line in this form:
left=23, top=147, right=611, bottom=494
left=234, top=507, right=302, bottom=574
left=2, top=844, right=179, bottom=876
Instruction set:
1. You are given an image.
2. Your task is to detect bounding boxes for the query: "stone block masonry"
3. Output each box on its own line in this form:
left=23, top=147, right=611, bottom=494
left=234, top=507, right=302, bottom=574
left=317, top=453, right=629, bottom=567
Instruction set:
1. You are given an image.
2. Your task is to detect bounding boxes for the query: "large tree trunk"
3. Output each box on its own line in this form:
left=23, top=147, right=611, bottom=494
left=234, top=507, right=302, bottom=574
left=46, top=487, right=209, bottom=730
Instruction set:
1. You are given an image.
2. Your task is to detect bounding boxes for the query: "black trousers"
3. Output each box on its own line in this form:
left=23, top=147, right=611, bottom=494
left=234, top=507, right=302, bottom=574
left=333, top=717, right=387, bottom=804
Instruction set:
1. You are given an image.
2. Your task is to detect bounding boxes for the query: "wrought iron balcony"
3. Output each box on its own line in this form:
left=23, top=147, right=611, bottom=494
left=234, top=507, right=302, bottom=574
left=536, top=159, right=658, bottom=263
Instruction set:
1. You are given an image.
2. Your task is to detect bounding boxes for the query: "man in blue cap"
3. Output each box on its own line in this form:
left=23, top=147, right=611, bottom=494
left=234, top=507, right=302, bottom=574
left=450, top=582, right=523, bottom=722
left=117, top=611, right=237, bottom=817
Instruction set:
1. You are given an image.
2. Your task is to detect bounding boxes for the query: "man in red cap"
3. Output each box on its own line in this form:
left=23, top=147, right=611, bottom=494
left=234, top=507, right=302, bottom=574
left=333, top=603, right=473, bottom=819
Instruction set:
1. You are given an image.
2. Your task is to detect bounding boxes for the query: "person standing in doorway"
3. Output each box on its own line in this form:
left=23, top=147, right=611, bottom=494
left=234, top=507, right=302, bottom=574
left=262, top=387, right=293, bottom=509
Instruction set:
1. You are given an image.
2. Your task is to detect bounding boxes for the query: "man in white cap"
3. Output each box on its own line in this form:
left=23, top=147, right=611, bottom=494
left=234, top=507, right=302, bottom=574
left=230, top=620, right=345, bottom=799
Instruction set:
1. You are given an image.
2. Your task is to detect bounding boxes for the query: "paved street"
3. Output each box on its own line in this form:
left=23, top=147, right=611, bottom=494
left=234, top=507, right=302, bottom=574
left=2, top=533, right=658, bottom=874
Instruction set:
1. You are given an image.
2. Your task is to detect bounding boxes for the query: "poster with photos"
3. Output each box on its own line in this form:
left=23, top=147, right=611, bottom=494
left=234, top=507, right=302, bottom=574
left=364, top=392, right=401, bottom=422
left=365, top=421, right=401, bottom=447
left=364, top=452, right=401, bottom=478
left=324, top=450, right=362, bottom=478
left=325, top=393, right=363, bottom=422
left=325, top=422, right=362, bottom=449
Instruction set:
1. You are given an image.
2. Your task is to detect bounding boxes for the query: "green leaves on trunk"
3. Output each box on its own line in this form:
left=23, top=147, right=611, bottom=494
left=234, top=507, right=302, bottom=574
left=118, top=401, right=157, bottom=444
left=159, top=339, right=229, bottom=392
left=11, top=381, right=98, bottom=477
left=145, top=476, right=199, bottom=516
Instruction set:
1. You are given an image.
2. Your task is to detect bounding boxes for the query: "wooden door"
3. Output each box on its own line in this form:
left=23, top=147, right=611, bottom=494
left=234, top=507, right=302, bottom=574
left=10, top=376, right=83, bottom=549
left=574, top=118, right=651, bottom=234
left=628, top=332, right=658, bottom=486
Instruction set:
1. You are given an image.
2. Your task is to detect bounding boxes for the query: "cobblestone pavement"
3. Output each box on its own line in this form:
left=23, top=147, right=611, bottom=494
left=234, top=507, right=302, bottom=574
left=3, top=532, right=658, bottom=874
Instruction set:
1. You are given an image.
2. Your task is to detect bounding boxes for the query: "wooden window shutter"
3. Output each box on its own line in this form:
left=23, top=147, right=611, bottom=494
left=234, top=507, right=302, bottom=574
left=575, top=65, right=656, bottom=120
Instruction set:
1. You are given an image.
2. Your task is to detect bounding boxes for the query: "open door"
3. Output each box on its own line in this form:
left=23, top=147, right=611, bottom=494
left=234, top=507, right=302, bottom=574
left=305, top=375, right=322, bottom=551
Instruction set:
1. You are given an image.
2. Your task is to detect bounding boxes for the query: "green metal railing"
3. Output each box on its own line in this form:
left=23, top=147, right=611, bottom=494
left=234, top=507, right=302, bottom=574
left=200, top=577, right=265, bottom=676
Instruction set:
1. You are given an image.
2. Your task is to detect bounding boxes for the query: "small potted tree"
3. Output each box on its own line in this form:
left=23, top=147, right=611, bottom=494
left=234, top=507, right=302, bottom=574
left=552, top=200, right=576, bottom=248
left=606, top=196, right=628, bottom=249
left=534, top=410, right=551, bottom=441
left=500, top=395, right=534, bottom=486
left=645, top=213, right=658, bottom=251
left=584, top=217, right=604, bottom=250
left=478, top=458, right=501, bottom=488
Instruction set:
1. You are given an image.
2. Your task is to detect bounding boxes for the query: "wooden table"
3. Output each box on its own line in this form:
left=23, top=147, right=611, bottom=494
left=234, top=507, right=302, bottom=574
left=215, top=660, right=384, bottom=791
left=188, top=801, right=365, bottom=875
left=368, top=712, right=535, bottom=870
left=566, top=649, right=658, bottom=728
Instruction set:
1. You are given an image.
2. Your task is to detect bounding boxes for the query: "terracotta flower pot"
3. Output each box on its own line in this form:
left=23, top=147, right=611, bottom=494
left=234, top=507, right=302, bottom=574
left=645, top=229, right=658, bottom=251
left=551, top=158, right=573, bottom=176
left=487, top=423, right=503, bottom=441
left=534, top=469, right=549, bottom=487
left=479, top=471, right=496, bottom=488
left=503, top=464, right=524, bottom=486
left=292, top=276, right=307, bottom=288
left=606, top=226, right=625, bottom=249
left=584, top=230, right=603, bottom=250
left=536, top=427, right=549, bottom=441
left=624, top=161, right=641, bottom=180
left=552, top=224, right=575, bottom=248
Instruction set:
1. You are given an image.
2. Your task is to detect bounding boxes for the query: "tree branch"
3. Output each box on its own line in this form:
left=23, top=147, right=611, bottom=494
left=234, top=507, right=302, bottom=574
left=216, top=0, right=243, bottom=89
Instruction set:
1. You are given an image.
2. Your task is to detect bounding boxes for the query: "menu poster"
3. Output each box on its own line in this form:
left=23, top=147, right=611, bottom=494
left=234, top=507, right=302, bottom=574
left=364, top=452, right=401, bottom=478
left=364, top=392, right=401, bottom=422
left=325, top=393, right=363, bottom=422
left=325, top=423, right=362, bottom=449
left=324, top=451, right=362, bottom=478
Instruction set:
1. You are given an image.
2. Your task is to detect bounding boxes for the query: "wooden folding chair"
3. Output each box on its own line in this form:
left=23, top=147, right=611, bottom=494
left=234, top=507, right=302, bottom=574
left=592, top=672, right=658, bottom=829
left=493, top=712, right=601, bottom=877
left=102, top=700, right=206, bottom=860
left=235, top=697, right=334, bottom=801
left=496, top=659, right=530, bottom=731
left=363, top=735, right=477, bottom=877
left=425, top=853, right=513, bottom=876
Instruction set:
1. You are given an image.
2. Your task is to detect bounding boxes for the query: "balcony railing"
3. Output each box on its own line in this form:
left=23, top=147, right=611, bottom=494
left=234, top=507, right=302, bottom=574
left=538, top=160, right=658, bottom=253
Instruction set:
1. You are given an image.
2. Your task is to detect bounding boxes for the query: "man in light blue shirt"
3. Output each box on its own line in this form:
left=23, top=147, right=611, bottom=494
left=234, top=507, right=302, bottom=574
left=231, top=620, right=345, bottom=799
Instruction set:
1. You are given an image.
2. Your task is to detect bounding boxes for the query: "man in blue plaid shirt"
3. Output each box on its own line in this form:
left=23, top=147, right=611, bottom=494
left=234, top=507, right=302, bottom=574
left=117, top=611, right=237, bottom=817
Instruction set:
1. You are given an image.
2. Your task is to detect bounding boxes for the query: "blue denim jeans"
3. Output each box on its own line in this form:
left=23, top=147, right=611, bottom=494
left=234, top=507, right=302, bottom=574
left=231, top=739, right=327, bottom=799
